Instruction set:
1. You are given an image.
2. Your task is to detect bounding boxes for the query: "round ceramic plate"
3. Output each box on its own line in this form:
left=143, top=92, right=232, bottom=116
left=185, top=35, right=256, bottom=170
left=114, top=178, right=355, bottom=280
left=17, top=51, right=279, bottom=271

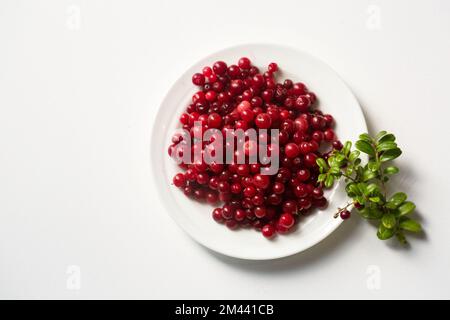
left=151, top=44, right=367, bottom=260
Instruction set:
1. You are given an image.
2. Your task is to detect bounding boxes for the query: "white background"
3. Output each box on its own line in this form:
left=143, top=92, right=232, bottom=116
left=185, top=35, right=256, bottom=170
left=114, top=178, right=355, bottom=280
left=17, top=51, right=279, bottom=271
left=0, top=0, right=449, bottom=299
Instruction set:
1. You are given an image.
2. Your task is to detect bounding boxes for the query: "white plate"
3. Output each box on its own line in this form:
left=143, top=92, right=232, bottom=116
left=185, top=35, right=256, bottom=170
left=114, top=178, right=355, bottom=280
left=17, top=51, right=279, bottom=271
left=151, top=44, right=367, bottom=260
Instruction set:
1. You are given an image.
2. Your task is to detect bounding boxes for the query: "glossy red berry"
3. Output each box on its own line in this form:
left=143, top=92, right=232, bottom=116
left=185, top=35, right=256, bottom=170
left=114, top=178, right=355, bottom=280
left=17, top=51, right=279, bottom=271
left=253, top=174, right=270, bottom=189
left=243, top=186, right=257, bottom=198
left=222, top=205, right=234, bottom=219
left=234, top=209, right=246, bottom=221
left=324, top=129, right=335, bottom=141
left=340, top=210, right=351, bottom=220
left=180, top=113, right=189, bottom=125
left=292, top=82, right=307, bottom=95
left=354, top=202, right=363, bottom=210
left=236, top=164, right=250, bottom=176
left=205, top=90, right=217, bottom=102
left=279, top=213, right=295, bottom=228
left=212, top=208, right=223, bottom=222
left=226, top=219, right=238, bottom=230
left=206, top=191, right=218, bottom=204
left=192, top=73, right=206, bottom=86
left=261, top=89, right=273, bottom=102
left=207, top=112, right=222, bottom=128
left=333, top=140, right=343, bottom=150
left=238, top=57, right=251, bottom=69
left=272, top=182, right=285, bottom=194
left=296, top=169, right=310, bottom=182
left=282, top=200, right=298, bottom=213
left=173, top=173, right=186, bottom=187
left=254, top=206, right=267, bottom=218
left=304, top=153, right=318, bottom=167
left=323, top=114, right=334, bottom=127
left=240, top=108, right=254, bottom=122
left=268, top=62, right=278, bottom=73
left=294, top=117, right=309, bottom=132
left=196, top=172, right=209, bottom=185
left=227, top=65, right=241, bottom=78
left=295, top=95, right=310, bottom=112
left=262, top=224, right=276, bottom=238
left=193, top=188, right=206, bottom=200
left=311, top=116, right=325, bottom=130
left=255, top=113, right=272, bottom=129
left=213, top=61, right=227, bottom=75
left=252, top=194, right=265, bottom=206
left=208, top=73, right=218, bottom=83
left=230, top=183, right=242, bottom=194
left=298, top=197, right=312, bottom=210
left=202, top=66, right=213, bottom=77
left=294, top=184, right=308, bottom=198
left=312, top=187, right=324, bottom=199
left=218, top=181, right=230, bottom=193
left=284, top=143, right=300, bottom=158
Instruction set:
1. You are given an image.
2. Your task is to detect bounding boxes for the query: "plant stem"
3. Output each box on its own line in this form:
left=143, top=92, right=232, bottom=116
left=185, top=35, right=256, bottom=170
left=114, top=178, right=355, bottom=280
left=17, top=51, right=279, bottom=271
left=373, top=143, right=387, bottom=199
left=333, top=201, right=354, bottom=218
left=371, top=146, right=389, bottom=214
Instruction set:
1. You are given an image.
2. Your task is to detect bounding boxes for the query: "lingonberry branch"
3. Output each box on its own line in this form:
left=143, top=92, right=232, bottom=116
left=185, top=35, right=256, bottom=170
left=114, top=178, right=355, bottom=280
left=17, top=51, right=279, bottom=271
left=316, top=131, right=422, bottom=244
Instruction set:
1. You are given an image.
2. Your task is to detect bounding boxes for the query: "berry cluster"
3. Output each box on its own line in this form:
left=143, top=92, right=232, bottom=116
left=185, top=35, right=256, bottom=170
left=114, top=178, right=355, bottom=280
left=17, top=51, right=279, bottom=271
left=168, top=58, right=342, bottom=238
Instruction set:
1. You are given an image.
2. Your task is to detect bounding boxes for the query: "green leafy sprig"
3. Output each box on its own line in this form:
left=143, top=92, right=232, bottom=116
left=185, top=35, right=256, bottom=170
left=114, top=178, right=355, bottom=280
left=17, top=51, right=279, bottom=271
left=316, top=131, right=421, bottom=244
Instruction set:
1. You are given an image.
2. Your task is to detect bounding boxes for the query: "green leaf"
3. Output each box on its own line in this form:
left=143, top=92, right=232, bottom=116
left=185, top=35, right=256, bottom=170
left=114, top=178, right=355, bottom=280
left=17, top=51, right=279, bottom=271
left=354, top=166, right=363, bottom=179
left=355, top=196, right=366, bottom=206
left=345, top=167, right=354, bottom=176
left=317, top=173, right=326, bottom=182
left=380, top=148, right=402, bottom=162
left=378, top=133, right=396, bottom=143
left=358, top=207, right=374, bottom=219
left=358, top=206, right=383, bottom=220
left=369, top=207, right=383, bottom=219
left=346, top=183, right=360, bottom=197
left=377, top=224, right=395, bottom=240
left=369, top=196, right=381, bottom=203
left=327, top=156, right=336, bottom=167
left=348, top=150, right=360, bottom=162
left=362, top=168, right=377, bottom=181
left=386, top=192, right=407, bottom=209
left=381, top=213, right=397, bottom=229
left=355, top=140, right=376, bottom=156
left=329, top=166, right=341, bottom=175
left=359, top=133, right=372, bottom=143
left=324, top=175, right=334, bottom=188
left=377, top=141, right=398, bottom=152
left=398, top=201, right=416, bottom=216
left=316, top=158, right=328, bottom=171
left=335, top=153, right=346, bottom=164
left=342, top=141, right=352, bottom=156
left=384, top=166, right=399, bottom=175
left=399, top=218, right=422, bottom=233
left=396, top=231, right=407, bottom=244
left=366, top=183, right=380, bottom=195
left=357, top=182, right=368, bottom=195
left=368, top=160, right=380, bottom=172
left=375, top=131, right=387, bottom=141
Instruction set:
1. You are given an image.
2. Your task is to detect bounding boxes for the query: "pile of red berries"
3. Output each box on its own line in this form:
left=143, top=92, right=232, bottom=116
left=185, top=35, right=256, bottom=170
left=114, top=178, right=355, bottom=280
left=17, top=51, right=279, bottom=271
left=168, top=57, right=342, bottom=238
